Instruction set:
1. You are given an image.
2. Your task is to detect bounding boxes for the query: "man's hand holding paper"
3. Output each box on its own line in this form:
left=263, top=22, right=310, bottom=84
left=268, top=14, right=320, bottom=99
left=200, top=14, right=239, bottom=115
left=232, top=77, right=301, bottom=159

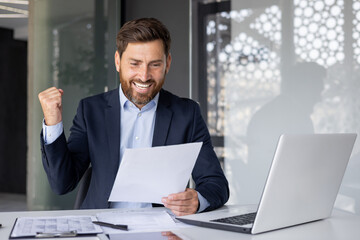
left=162, top=188, right=199, bottom=216
left=108, top=142, right=203, bottom=215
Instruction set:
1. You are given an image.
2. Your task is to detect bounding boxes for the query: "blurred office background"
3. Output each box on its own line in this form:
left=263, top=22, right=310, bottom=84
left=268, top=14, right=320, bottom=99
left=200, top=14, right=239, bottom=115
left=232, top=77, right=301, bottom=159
left=0, top=0, right=360, bottom=215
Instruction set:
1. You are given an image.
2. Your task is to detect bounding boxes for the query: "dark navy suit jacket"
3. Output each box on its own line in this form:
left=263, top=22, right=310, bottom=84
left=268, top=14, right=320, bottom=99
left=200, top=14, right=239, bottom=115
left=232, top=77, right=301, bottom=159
left=41, top=88, right=229, bottom=210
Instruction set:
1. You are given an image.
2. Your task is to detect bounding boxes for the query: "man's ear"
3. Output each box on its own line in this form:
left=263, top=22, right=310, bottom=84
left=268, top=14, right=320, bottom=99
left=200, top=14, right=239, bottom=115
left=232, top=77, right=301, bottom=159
left=115, top=51, right=120, bottom=72
left=165, top=53, right=172, bottom=74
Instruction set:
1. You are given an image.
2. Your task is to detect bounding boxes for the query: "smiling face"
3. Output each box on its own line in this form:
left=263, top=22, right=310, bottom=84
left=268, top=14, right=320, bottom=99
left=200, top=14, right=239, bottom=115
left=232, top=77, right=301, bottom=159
left=115, top=39, right=171, bottom=109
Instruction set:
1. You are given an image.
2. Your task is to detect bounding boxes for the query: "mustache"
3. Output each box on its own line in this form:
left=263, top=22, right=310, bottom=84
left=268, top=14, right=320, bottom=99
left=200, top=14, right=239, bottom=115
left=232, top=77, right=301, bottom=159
left=131, top=79, right=155, bottom=84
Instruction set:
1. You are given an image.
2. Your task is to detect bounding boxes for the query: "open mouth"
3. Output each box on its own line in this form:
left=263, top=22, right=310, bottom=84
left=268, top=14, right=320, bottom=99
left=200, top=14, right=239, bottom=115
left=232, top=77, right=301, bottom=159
left=132, top=81, right=154, bottom=94
left=133, top=81, right=152, bottom=89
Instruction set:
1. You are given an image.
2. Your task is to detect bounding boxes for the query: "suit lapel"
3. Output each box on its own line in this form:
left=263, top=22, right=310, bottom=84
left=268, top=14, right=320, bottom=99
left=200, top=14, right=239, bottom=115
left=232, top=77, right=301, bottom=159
left=152, top=90, right=173, bottom=147
left=105, top=88, right=121, bottom=169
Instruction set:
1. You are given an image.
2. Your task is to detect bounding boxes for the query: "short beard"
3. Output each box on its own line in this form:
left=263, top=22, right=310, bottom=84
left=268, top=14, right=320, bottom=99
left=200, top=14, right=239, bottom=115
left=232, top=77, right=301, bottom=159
left=124, top=87, right=154, bottom=106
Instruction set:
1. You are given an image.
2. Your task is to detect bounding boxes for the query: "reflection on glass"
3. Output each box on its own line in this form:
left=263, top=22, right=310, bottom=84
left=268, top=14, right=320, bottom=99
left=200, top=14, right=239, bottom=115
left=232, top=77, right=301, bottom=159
left=108, top=231, right=184, bottom=240
left=246, top=62, right=325, bottom=203
left=197, top=0, right=360, bottom=213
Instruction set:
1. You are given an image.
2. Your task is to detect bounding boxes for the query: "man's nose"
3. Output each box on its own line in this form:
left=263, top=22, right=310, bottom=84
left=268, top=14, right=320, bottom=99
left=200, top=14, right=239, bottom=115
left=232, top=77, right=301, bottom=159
left=138, top=65, right=151, bottom=81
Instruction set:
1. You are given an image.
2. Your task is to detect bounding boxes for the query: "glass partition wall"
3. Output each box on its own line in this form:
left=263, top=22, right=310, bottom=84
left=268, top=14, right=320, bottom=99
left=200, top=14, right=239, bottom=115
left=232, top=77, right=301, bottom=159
left=28, top=0, right=120, bottom=210
left=192, top=0, right=360, bottom=214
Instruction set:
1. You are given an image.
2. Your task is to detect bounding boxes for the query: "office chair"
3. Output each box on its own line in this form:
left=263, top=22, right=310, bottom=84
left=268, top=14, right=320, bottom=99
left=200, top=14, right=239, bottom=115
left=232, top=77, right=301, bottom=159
left=73, top=167, right=92, bottom=209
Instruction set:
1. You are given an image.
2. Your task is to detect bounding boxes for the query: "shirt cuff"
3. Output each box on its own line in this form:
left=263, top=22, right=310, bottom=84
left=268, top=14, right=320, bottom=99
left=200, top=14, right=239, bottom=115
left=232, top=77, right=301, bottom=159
left=42, top=120, right=63, bottom=145
left=197, top=191, right=210, bottom=213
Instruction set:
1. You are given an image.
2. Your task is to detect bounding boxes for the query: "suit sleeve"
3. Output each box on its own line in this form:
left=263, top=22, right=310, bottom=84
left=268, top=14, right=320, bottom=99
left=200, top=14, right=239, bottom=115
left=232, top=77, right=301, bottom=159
left=40, top=99, right=90, bottom=195
left=190, top=102, right=230, bottom=211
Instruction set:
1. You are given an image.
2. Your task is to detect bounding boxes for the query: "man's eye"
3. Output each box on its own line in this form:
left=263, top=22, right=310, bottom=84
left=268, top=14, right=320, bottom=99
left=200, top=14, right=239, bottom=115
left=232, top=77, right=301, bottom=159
left=130, top=62, right=138, bottom=66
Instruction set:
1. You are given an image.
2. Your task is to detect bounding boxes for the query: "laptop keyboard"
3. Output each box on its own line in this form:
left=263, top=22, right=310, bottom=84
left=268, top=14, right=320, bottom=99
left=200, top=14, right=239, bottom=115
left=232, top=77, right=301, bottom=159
left=210, top=212, right=257, bottom=226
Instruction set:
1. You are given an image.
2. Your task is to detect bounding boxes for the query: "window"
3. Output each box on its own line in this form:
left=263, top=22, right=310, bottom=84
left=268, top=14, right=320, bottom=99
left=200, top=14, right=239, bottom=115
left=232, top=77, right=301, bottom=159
left=193, top=0, right=360, bottom=213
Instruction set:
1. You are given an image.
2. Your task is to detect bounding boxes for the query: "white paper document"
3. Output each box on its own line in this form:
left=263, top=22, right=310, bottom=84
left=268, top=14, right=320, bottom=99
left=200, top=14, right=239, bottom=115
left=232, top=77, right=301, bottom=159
left=107, top=231, right=190, bottom=240
left=96, top=209, right=178, bottom=234
left=96, top=208, right=192, bottom=236
left=10, top=215, right=103, bottom=238
left=108, top=142, right=203, bottom=204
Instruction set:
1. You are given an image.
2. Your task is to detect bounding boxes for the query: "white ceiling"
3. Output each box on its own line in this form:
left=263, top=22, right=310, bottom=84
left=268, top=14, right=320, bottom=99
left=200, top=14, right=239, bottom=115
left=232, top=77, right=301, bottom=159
left=0, top=0, right=28, bottom=40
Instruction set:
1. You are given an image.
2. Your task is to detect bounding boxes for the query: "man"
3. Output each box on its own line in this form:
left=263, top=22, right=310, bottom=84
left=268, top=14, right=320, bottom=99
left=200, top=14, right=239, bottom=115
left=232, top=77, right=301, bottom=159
left=38, top=18, right=229, bottom=216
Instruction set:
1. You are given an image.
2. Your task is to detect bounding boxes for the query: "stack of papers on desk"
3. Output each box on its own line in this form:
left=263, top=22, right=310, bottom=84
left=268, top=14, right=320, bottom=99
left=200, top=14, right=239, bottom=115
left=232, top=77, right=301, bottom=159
left=96, top=209, right=192, bottom=234
left=96, top=209, right=175, bottom=234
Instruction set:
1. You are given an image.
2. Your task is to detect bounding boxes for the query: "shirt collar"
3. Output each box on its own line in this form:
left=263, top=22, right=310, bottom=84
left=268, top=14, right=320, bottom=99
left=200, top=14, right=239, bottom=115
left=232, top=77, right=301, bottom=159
left=119, top=85, right=159, bottom=111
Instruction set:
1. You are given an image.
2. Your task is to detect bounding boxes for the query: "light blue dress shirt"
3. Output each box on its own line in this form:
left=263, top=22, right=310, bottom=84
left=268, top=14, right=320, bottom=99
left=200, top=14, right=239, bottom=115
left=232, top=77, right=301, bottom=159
left=43, top=86, right=210, bottom=212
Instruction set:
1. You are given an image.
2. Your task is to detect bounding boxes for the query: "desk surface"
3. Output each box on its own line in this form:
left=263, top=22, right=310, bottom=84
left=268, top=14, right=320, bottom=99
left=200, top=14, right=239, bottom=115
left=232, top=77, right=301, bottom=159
left=0, top=207, right=359, bottom=240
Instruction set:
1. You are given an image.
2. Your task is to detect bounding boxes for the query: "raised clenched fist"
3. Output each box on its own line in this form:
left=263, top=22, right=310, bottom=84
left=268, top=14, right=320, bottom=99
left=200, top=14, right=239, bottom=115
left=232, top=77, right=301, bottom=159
left=38, top=87, right=64, bottom=126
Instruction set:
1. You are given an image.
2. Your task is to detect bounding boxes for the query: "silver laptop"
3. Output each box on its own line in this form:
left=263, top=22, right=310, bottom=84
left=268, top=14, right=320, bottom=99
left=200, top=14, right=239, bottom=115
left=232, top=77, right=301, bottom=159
left=177, top=133, right=357, bottom=234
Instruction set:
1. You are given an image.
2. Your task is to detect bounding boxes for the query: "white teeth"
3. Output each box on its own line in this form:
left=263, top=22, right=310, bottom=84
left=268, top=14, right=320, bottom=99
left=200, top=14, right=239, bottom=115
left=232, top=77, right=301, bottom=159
left=134, top=82, right=150, bottom=88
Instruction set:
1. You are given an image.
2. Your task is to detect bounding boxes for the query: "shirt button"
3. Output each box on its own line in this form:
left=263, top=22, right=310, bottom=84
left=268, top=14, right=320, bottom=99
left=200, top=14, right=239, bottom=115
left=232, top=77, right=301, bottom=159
left=138, top=113, right=142, bottom=117
left=135, top=136, right=139, bottom=140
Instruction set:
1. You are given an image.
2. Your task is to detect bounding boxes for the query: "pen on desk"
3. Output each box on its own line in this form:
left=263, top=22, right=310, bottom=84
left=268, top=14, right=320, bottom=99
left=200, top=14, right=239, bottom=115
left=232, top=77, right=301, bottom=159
left=92, top=221, right=128, bottom=231
left=35, top=230, right=77, bottom=238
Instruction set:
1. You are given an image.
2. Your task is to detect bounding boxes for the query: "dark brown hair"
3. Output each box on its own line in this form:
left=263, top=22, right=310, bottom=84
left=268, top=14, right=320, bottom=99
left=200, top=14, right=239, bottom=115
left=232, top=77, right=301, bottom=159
left=116, top=18, right=171, bottom=58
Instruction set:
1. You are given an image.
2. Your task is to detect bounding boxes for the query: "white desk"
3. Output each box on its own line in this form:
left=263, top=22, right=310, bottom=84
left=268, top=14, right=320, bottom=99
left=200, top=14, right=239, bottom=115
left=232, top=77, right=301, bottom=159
left=0, top=207, right=360, bottom=240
